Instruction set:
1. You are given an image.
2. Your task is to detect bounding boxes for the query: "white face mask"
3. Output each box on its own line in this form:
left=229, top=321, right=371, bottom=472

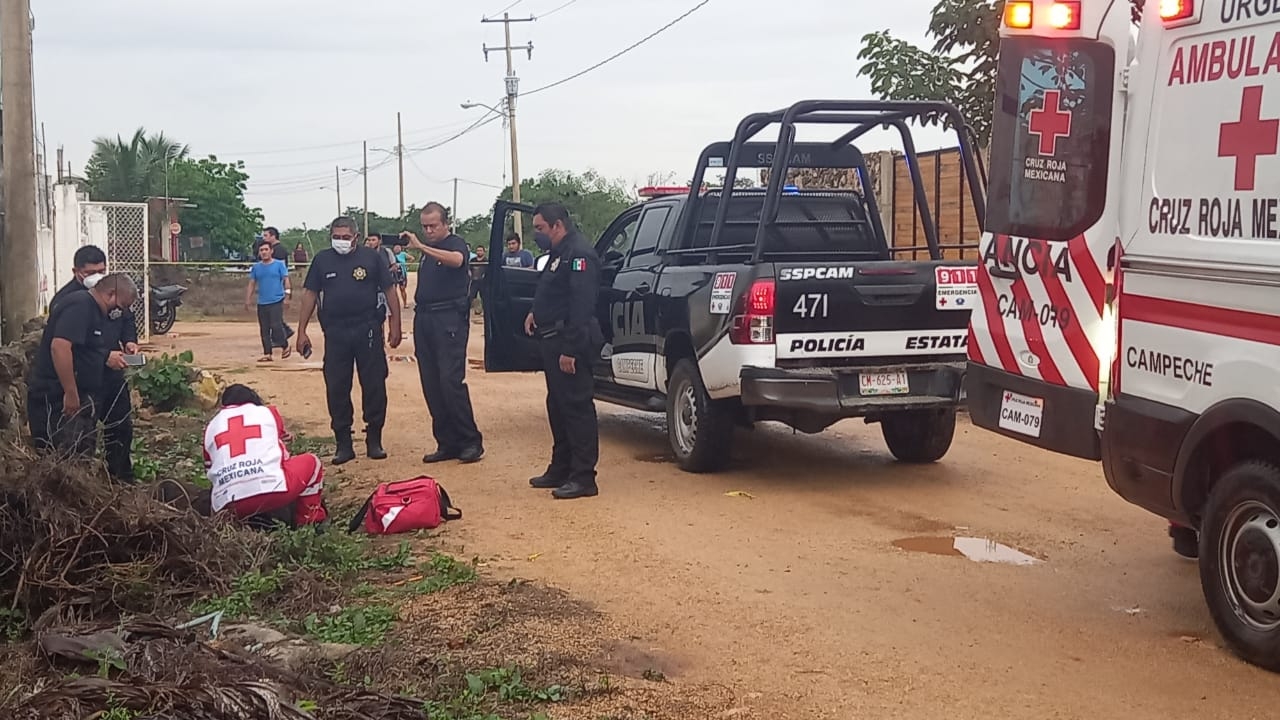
left=331, top=237, right=355, bottom=254
left=82, top=272, right=105, bottom=289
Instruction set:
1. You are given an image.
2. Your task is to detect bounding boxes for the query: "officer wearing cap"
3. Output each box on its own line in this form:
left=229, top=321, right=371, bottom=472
left=401, top=201, right=484, bottom=465
left=525, top=202, right=604, bottom=500
left=296, top=216, right=402, bottom=465
left=50, top=245, right=140, bottom=483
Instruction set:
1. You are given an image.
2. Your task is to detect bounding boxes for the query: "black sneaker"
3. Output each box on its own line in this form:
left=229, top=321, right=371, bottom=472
left=422, top=448, right=460, bottom=463
left=529, top=474, right=565, bottom=489
left=458, top=446, right=485, bottom=464
left=552, top=481, right=599, bottom=500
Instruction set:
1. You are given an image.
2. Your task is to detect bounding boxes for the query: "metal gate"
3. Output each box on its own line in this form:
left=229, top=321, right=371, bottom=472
left=79, top=202, right=150, bottom=342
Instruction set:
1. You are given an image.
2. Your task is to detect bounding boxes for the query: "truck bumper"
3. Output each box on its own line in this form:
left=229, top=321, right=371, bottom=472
left=739, top=362, right=965, bottom=417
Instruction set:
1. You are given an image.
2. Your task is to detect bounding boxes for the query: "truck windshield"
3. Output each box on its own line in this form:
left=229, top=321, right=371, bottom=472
left=986, top=37, right=1115, bottom=242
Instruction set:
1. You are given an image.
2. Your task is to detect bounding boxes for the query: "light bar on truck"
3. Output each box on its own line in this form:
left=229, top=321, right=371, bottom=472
left=637, top=186, right=691, bottom=199
left=1004, top=1, right=1033, bottom=28
left=1159, top=0, right=1194, bottom=21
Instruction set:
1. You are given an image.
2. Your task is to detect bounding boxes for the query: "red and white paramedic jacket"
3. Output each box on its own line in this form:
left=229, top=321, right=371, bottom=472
left=202, top=403, right=290, bottom=513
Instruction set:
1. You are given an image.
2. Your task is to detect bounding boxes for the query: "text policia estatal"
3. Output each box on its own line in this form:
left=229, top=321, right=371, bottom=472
left=1149, top=197, right=1280, bottom=239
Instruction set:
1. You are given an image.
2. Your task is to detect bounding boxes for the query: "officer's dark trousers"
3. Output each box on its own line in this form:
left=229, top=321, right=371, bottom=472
left=540, top=341, right=598, bottom=486
left=27, top=391, right=99, bottom=459
left=414, top=305, right=483, bottom=453
left=257, top=301, right=288, bottom=355
left=322, top=321, right=388, bottom=435
left=97, top=370, right=135, bottom=481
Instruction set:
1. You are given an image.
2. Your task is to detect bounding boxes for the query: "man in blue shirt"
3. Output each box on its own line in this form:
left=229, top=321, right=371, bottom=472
left=502, top=233, right=535, bottom=268
left=246, top=242, right=292, bottom=361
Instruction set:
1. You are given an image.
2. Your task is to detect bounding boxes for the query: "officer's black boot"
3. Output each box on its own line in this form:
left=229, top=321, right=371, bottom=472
left=333, top=430, right=356, bottom=466
left=366, top=426, right=387, bottom=460
left=552, top=480, right=599, bottom=500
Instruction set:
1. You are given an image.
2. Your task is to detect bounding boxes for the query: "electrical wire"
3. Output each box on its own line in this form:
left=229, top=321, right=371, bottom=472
left=536, top=0, right=582, bottom=19
left=520, top=0, right=712, bottom=97
left=483, top=0, right=525, bottom=20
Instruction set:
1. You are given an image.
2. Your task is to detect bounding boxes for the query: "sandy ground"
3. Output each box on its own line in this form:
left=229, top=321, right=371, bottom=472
left=153, top=314, right=1280, bottom=720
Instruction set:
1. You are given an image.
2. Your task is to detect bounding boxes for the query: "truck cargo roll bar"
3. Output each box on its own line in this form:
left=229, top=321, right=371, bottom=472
left=683, top=99, right=987, bottom=264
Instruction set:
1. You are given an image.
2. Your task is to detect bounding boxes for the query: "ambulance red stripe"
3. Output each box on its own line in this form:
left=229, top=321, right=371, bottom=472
left=1008, top=273, right=1066, bottom=386
left=974, top=260, right=1020, bottom=374
left=1037, top=244, right=1101, bottom=391
left=1069, top=235, right=1107, bottom=315
left=966, top=325, right=987, bottom=365
left=1122, top=294, right=1280, bottom=346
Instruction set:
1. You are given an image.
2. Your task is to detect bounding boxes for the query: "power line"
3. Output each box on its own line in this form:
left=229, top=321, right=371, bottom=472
left=483, top=0, right=525, bottom=20
left=536, top=0, right=582, bottom=19
left=222, top=116, right=492, bottom=158
left=521, top=0, right=711, bottom=97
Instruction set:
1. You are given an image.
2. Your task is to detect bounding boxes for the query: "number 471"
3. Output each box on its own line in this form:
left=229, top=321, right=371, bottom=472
left=793, top=293, right=828, bottom=319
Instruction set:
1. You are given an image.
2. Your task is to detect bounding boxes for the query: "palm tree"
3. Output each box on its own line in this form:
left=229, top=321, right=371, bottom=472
left=84, top=128, right=189, bottom=202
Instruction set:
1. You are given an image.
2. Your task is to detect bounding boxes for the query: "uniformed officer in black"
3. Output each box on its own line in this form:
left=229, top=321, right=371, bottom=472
left=526, top=203, right=604, bottom=500
left=296, top=216, right=402, bottom=465
left=49, top=245, right=140, bottom=482
left=401, top=201, right=484, bottom=464
left=28, top=273, right=138, bottom=459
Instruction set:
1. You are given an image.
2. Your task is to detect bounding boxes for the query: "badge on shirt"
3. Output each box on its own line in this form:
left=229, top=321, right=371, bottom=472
left=353, top=267, right=367, bottom=280
left=572, top=258, right=587, bottom=272
left=550, top=258, right=561, bottom=271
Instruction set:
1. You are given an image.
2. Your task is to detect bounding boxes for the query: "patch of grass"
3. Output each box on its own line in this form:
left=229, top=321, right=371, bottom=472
left=422, top=667, right=565, bottom=719
left=191, top=568, right=287, bottom=619
left=410, top=552, right=478, bottom=594
left=270, top=528, right=412, bottom=580
left=287, top=432, right=331, bottom=457
left=0, top=609, right=27, bottom=642
left=302, top=605, right=397, bottom=645
left=130, top=350, right=196, bottom=411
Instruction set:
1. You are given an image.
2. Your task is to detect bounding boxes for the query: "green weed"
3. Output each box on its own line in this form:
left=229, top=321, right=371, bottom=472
left=301, top=605, right=396, bottom=646
left=191, top=568, right=287, bottom=619
left=410, top=552, right=477, bottom=594
left=130, top=350, right=195, bottom=411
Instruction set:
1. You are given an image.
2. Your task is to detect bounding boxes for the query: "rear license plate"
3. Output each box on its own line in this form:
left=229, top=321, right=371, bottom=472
left=859, top=371, right=909, bottom=396
left=998, top=390, right=1044, bottom=438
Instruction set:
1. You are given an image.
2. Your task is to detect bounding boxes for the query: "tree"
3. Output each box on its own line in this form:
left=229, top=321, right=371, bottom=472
left=85, top=128, right=189, bottom=202
left=499, top=169, right=635, bottom=241
left=166, top=156, right=264, bottom=258
left=856, top=0, right=1143, bottom=148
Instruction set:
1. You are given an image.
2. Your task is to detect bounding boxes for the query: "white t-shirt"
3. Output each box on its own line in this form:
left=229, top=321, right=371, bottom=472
left=203, top=403, right=289, bottom=512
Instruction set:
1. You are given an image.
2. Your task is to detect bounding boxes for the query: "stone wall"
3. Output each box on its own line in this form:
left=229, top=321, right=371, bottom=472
left=149, top=265, right=309, bottom=320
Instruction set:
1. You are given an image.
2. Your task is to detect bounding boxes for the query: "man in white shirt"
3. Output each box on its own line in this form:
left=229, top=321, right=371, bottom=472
left=202, top=384, right=326, bottom=527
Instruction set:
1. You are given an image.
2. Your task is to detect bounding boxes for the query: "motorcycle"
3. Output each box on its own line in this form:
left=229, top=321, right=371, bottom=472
left=150, top=284, right=187, bottom=335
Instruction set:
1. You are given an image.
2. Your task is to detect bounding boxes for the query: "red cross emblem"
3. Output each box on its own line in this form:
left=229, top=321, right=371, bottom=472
left=1218, top=85, right=1279, bottom=192
left=214, top=415, right=263, bottom=458
left=1028, top=90, right=1073, bottom=156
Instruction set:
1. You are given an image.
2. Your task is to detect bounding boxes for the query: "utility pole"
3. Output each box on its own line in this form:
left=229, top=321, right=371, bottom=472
left=1, top=0, right=38, bottom=342
left=452, top=178, right=459, bottom=221
left=362, top=140, right=369, bottom=237
left=396, top=112, right=405, bottom=218
left=481, top=12, right=533, bottom=234
left=334, top=165, right=342, bottom=216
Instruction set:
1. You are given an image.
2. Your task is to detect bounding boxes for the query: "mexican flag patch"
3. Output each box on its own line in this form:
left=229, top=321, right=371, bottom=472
left=572, top=258, right=587, bottom=271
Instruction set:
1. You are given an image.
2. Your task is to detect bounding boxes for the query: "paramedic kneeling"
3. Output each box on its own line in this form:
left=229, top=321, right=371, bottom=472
left=203, top=384, right=327, bottom=527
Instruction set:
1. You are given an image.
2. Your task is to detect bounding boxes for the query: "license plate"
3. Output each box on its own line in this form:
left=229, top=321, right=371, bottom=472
left=998, top=390, right=1044, bottom=438
left=859, top=371, right=909, bottom=396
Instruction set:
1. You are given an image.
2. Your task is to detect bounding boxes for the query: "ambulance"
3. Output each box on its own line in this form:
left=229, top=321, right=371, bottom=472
left=964, top=0, right=1280, bottom=670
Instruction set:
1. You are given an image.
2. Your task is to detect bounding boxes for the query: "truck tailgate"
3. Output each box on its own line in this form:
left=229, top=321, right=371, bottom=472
left=773, top=262, right=976, bottom=367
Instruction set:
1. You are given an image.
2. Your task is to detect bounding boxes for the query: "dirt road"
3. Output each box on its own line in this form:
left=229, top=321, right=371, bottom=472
left=161, top=319, right=1280, bottom=719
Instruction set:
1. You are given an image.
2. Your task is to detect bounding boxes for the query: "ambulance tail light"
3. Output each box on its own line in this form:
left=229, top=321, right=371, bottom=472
left=731, top=279, right=775, bottom=345
left=1159, top=0, right=1195, bottom=22
left=1048, top=2, right=1081, bottom=29
left=1004, top=1, right=1033, bottom=28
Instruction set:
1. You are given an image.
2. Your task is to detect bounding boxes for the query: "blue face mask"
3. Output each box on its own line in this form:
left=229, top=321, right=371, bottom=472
left=534, top=232, right=553, bottom=252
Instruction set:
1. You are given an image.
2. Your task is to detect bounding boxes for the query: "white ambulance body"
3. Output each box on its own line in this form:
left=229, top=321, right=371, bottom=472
left=965, top=0, right=1280, bottom=670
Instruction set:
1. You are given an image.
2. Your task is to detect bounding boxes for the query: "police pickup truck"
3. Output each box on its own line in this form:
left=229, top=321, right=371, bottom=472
left=483, top=100, right=986, bottom=472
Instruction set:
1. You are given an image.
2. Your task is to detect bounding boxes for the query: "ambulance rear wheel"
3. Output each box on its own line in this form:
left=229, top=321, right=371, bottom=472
left=881, top=408, right=956, bottom=463
left=1200, top=461, right=1280, bottom=672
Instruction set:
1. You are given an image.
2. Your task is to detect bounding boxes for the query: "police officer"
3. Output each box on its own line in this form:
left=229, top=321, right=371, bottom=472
left=49, top=246, right=141, bottom=482
left=296, top=216, right=402, bottom=465
left=28, top=273, right=138, bottom=458
left=401, top=201, right=484, bottom=464
left=526, top=203, right=603, bottom=500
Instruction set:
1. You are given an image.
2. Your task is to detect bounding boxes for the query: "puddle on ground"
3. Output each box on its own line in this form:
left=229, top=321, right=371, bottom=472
left=892, top=536, right=1041, bottom=566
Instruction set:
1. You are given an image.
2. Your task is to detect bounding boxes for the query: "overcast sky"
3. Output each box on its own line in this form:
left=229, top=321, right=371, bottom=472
left=35, top=0, right=948, bottom=229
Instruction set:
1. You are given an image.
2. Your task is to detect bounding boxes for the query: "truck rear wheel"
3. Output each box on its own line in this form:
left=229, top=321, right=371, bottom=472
left=1200, top=461, right=1280, bottom=672
left=667, top=359, right=734, bottom=473
left=880, top=409, right=956, bottom=463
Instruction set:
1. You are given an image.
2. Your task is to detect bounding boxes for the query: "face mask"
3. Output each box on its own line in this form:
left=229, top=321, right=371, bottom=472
left=82, top=272, right=105, bottom=289
left=331, top=237, right=355, bottom=254
left=534, top=232, right=553, bottom=252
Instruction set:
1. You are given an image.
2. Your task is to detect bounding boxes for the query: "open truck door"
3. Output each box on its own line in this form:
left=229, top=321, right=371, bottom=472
left=483, top=200, right=541, bottom=372
left=964, top=0, right=1132, bottom=460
